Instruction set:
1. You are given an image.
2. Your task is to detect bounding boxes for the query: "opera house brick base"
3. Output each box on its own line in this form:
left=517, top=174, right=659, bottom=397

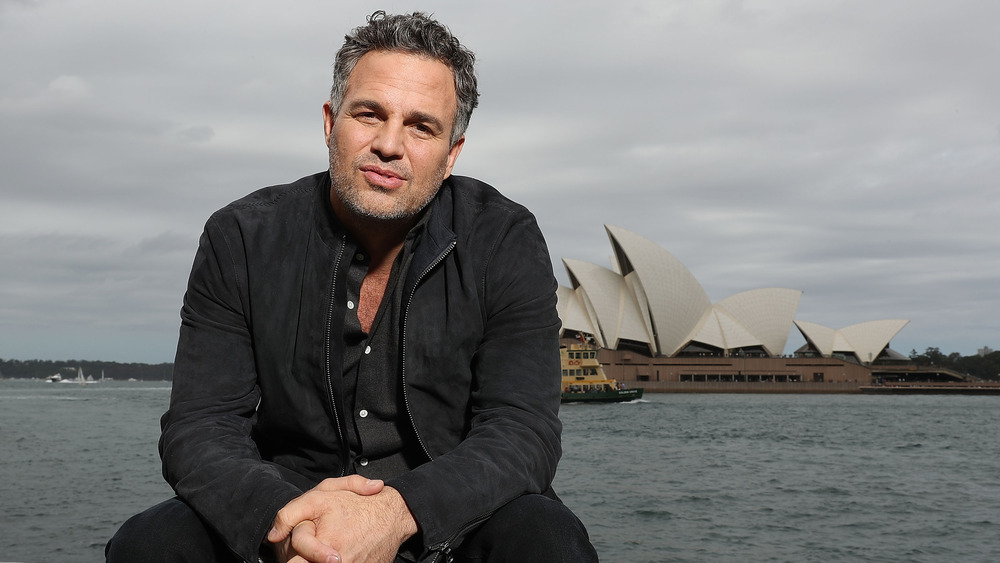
left=589, top=343, right=873, bottom=394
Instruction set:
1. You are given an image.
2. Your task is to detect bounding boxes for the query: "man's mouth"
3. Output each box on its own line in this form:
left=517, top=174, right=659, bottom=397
left=361, top=165, right=406, bottom=190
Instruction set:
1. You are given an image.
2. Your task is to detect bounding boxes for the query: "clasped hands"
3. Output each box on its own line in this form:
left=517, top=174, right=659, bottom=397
left=267, top=475, right=418, bottom=563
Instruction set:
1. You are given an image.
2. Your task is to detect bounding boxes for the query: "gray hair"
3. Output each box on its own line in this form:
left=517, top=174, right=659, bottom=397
left=330, top=11, right=479, bottom=146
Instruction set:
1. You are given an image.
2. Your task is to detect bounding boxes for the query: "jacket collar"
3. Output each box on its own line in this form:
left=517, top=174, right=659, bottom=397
left=406, top=178, right=458, bottom=295
left=312, top=171, right=458, bottom=289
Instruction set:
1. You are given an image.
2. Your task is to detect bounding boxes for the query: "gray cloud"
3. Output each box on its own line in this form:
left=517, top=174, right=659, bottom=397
left=1, top=0, right=997, bottom=361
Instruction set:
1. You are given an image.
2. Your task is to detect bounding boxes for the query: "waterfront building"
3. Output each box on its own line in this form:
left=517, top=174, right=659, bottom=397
left=555, top=225, right=955, bottom=392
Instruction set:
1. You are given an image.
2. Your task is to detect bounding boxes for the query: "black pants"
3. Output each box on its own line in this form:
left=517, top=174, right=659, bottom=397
left=106, top=494, right=598, bottom=562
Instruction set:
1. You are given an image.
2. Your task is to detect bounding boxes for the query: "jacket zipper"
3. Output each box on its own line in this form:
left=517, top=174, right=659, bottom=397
left=400, top=240, right=455, bottom=462
left=401, top=239, right=505, bottom=561
left=324, top=236, right=347, bottom=477
left=425, top=499, right=513, bottom=562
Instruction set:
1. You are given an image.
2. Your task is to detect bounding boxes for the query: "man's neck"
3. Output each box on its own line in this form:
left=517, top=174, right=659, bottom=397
left=344, top=215, right=413, bottom=263
left=329, top=196, right=418, bottom=261
left=336, top=212, right=415, bottom=333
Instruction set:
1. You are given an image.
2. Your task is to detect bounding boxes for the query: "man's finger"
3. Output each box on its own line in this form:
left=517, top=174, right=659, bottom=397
left=267, top=476, right=385, bottom=543
left=268, top=496, right=316, bottom=543
left=315, top=475, right=384, bottom=495
left=288, top=520, right=341, bottom=563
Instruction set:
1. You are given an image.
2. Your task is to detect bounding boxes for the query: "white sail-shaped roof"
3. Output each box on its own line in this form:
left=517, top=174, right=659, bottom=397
left=840, top=320, right=910, bottom=363
left=795, top=319, right=909, bottom=363
left=689, top=308, right=760, bottom=351
left=553, top=225, right=884, bottom=359
left=715, top=288, right=802, bottom=356
left=794, top=320, right=838, bottom=357
left=556, top=285, right=597, bottom=339
left=605, top=225, right=711, bottom=356
left=563, top=258, right=650, bottom=350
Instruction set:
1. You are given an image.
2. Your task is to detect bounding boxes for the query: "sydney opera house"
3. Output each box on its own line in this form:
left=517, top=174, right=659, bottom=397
left=556, top=225, right=926, bottom=391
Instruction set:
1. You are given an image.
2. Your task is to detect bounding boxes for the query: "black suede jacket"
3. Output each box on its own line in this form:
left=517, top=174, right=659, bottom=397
left=159, top=172, right=563, bottom=562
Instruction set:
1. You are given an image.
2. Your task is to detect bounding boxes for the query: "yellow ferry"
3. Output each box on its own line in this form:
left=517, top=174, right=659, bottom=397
left=561, top=344, right=643, bottom=403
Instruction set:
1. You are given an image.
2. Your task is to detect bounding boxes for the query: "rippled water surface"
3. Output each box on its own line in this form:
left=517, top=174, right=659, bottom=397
left=1, top=381, right=998, bottom=562
left=0, top=381, right=173, bottom=562
left=555, top=393, right=1000, bottom=562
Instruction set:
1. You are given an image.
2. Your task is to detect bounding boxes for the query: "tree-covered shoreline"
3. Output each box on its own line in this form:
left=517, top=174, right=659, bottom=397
left=3, top=347, right=998, bottom=382
left=0, top=358, right=173, bottom=381
left=908, top=348, right=1000, bottom=381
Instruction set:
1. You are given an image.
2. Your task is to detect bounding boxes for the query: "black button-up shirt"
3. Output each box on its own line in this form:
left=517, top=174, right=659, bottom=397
left=338, top=218, right=428, bottom=480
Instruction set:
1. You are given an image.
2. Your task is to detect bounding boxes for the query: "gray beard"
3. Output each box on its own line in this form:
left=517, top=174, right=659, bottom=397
left=328, top=151, right=444, bottom=221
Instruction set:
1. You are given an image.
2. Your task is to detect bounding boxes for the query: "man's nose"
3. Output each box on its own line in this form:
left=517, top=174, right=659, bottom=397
left=370, top=122, right=404, bottom=160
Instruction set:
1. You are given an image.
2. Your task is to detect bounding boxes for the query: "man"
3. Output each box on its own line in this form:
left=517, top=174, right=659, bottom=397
left=106, top=11, right=598, bottom=563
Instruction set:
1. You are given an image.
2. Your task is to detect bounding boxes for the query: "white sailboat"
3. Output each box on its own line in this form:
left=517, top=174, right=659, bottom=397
left=59, top=367, right=93, bottom=384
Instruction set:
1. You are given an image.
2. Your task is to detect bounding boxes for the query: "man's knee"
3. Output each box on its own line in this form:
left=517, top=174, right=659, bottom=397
left=456, top=494, right=598, bottom=562
left=106, top=498, right=235, bottom=563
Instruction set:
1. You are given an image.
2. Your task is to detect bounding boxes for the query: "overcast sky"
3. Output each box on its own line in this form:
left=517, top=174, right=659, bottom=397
left=2, top=0, right=997, bottom=363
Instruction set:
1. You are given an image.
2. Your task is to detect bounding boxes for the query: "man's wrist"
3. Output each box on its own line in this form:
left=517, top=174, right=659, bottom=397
left=381, top=486, right=419, bottom=541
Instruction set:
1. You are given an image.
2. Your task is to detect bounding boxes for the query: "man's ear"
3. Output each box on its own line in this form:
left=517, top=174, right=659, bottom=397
left=322, top=101, right=335, bottom=146
left=443, top=136, right=465, bottom=179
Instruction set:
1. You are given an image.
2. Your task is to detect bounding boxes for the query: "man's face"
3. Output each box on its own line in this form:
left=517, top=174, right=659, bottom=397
left=324, top=50, right=464, bottom=223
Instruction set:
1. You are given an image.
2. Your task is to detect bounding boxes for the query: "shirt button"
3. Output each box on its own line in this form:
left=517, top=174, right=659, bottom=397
left=359, top=409, right=369, bottom=418
left=347, top=300, right=355, bottom=310
left=355, top=252, right=366, bottom=262
left=359, top=457, right=369, bottom=467
left=364, top=345, right=371, bottom=355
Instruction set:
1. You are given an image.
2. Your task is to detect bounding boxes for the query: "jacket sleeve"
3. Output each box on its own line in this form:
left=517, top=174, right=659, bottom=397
left=159, top=215, right=302, bottom=562
left=388, top=209, right=563, bottom=553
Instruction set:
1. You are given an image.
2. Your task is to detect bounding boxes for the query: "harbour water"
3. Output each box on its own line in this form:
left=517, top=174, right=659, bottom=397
left=1, top=380, right=998, bottom=562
